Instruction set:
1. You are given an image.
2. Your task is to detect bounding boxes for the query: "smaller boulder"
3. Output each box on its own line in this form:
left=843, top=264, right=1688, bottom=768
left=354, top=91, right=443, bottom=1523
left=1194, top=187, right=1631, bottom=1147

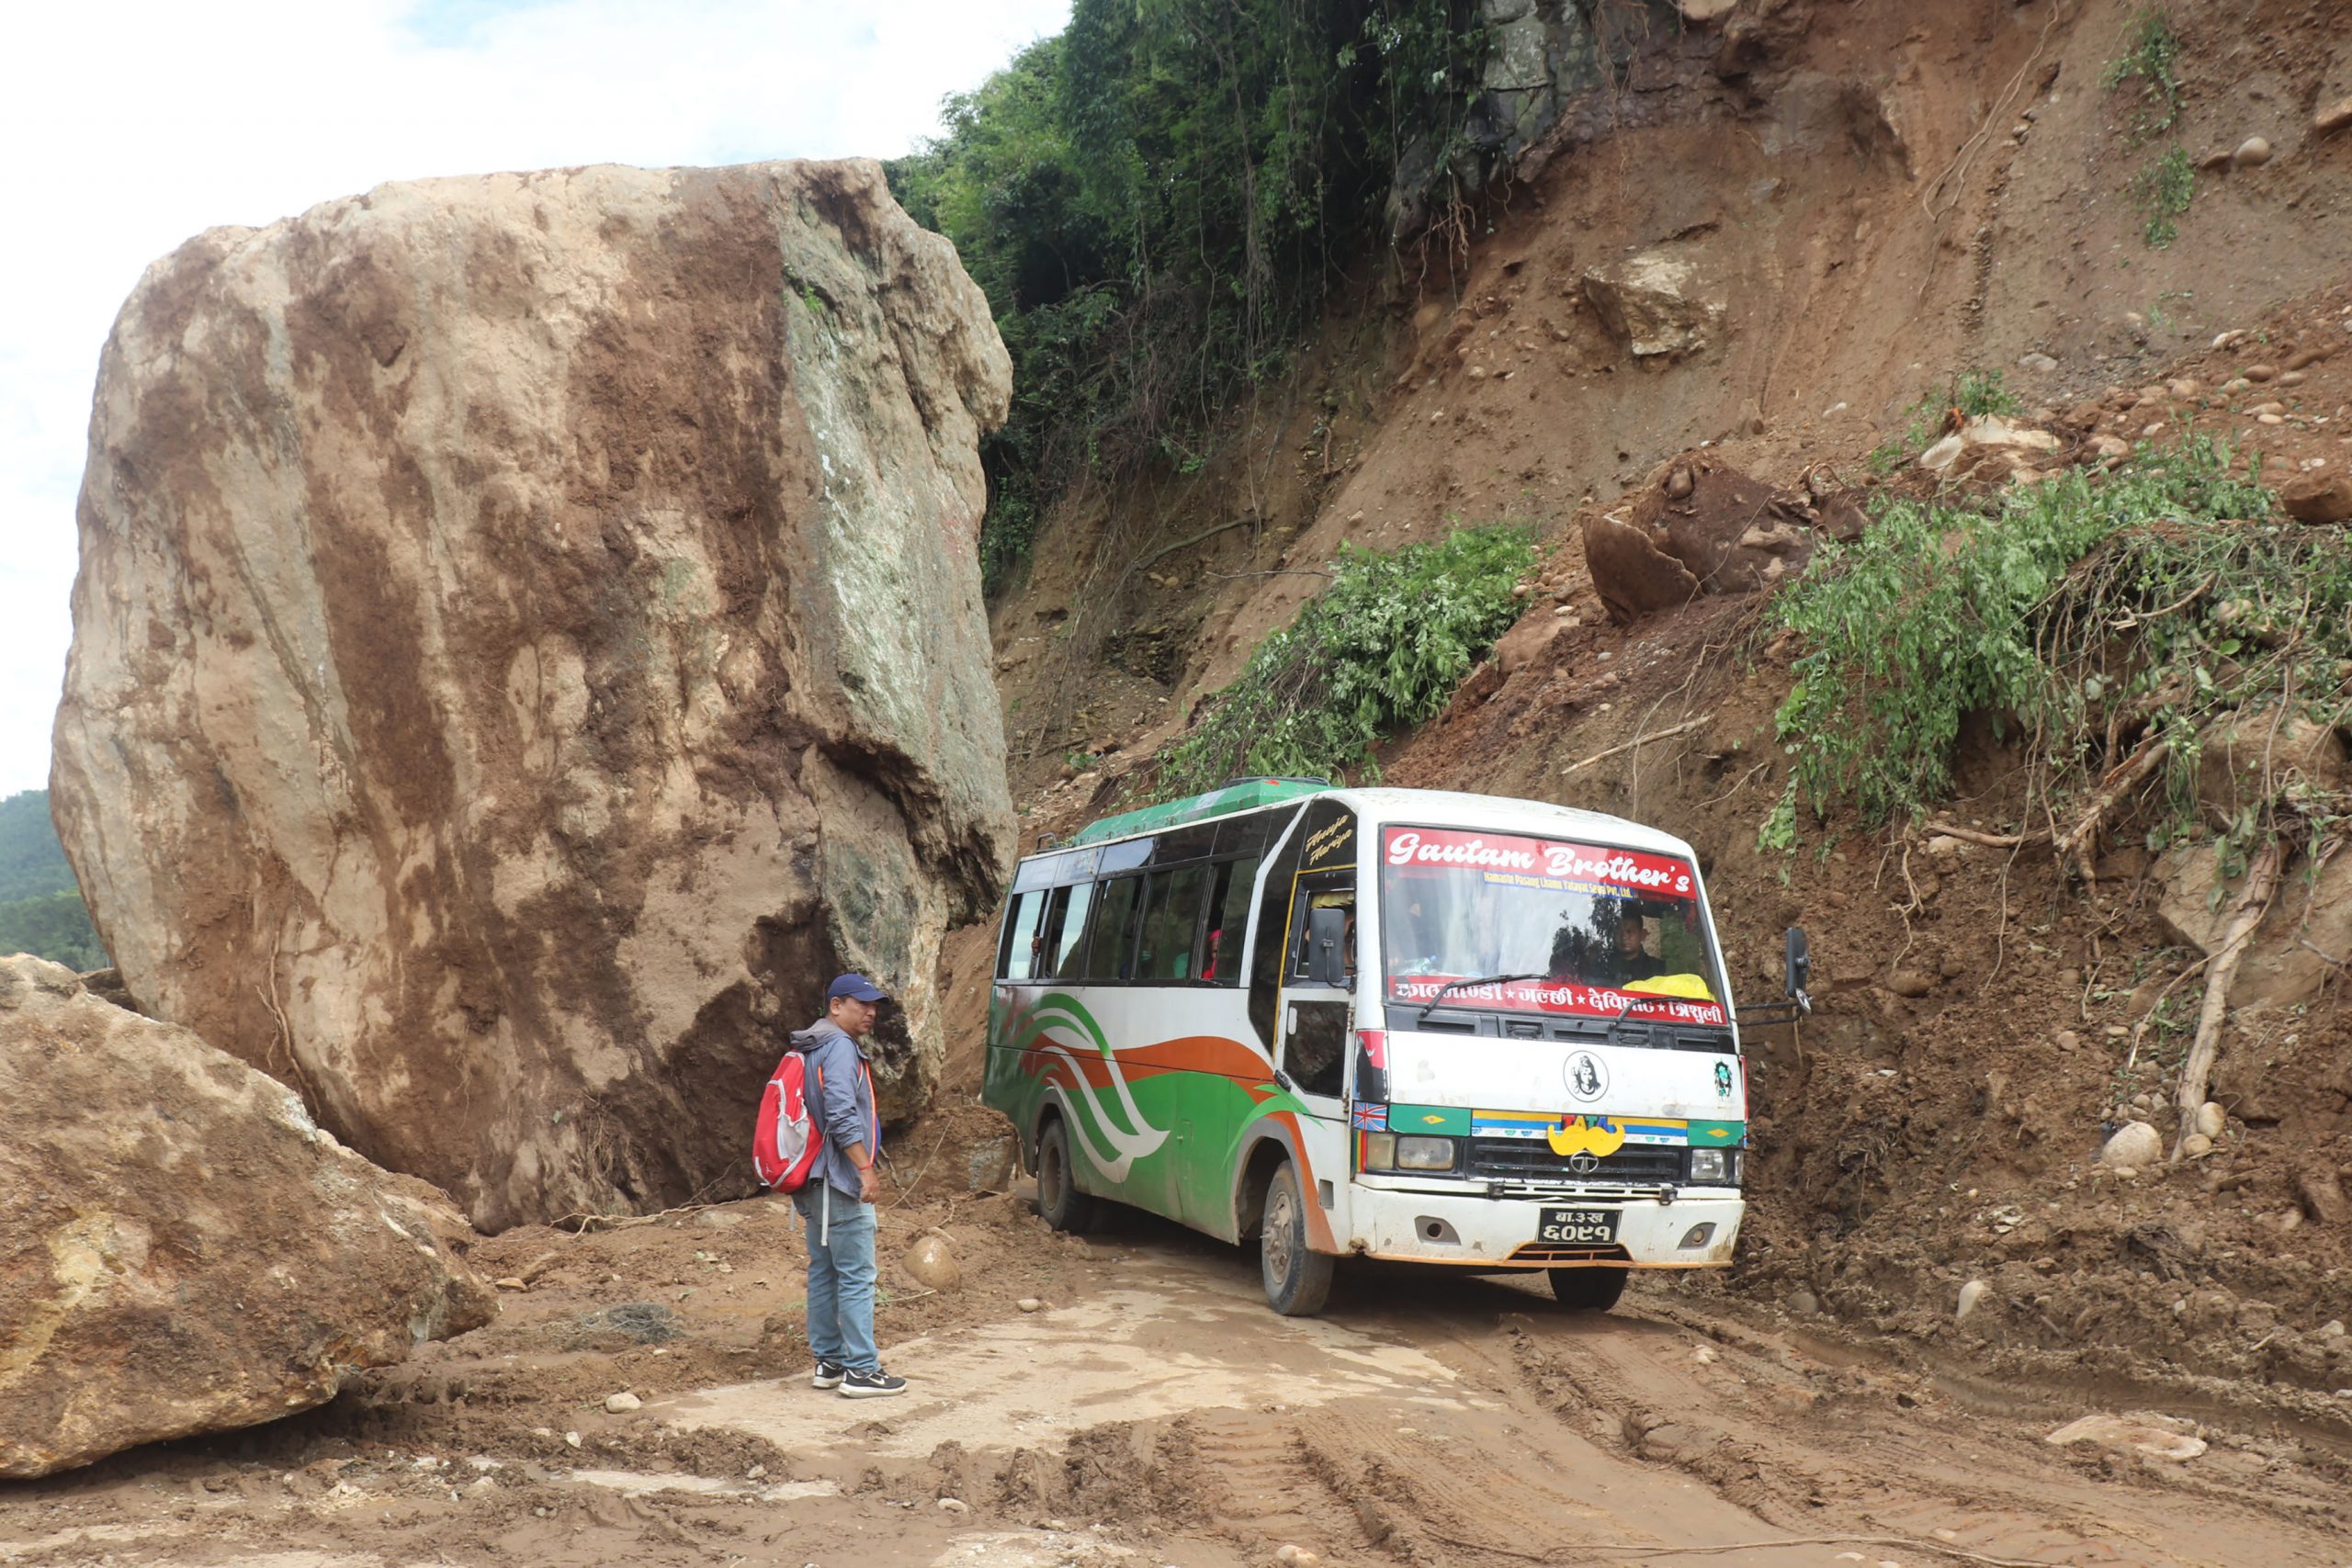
left=2317, top=97, right=2352, bottom=135
left=2232, top=135, right=2273, bottom=169
left=903, top=1234, right=962, bottom=1291
left=2044, top=1413, right=2205, bottom=1462
left=2281, top=471, right=2352, bottom=525
left=1582, top=250, right=1724, bottom=358
left=2100, top=1122, right=2164, bottom=1169
left=1583, top=511, right=1700, bottom=624
left=2193, top=1101, right=2226, bottom=1140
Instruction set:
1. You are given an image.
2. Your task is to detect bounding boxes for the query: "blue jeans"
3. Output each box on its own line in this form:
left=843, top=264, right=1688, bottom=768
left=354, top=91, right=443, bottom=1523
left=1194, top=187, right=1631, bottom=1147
left=793, top=1183, right=878, bottom=1373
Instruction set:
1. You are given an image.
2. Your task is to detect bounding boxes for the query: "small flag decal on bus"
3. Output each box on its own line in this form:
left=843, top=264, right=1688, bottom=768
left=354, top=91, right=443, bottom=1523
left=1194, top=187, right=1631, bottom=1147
left=1351, top=1103, right=1388, bottom=1131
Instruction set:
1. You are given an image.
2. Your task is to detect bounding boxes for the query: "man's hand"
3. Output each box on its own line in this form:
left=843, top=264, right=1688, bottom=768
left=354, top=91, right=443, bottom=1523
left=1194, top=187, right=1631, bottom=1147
left=858, top=1164, right=881, bottom=1204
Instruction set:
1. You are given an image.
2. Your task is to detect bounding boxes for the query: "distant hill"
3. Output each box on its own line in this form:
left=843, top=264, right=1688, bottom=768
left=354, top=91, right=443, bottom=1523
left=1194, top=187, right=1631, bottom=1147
left=0, top=790, right=108, bottom=969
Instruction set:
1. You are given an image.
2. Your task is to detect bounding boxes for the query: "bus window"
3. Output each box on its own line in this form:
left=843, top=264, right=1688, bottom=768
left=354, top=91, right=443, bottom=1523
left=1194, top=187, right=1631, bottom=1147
left=1039, top=882, right=1094, bottom=979
left=1136, top=865, right=1209, bottom=981
left=1200, top=854, right=1260, bottom=986
left=1081, top=875, right=1146, bottom=980
left=998, top=890, right=1046, bottom=980
left=1287, top=885, right=1357, bottom=986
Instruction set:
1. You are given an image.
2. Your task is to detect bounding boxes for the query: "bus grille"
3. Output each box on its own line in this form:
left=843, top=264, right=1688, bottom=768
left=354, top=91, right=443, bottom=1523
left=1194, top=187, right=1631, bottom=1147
left=1464, top=1138, right=1682, bottom=1184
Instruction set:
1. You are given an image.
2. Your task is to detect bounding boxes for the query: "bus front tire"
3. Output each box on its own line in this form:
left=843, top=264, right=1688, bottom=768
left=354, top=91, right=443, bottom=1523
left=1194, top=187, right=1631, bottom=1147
left=1036, top=1118, right=1094, bottom=1234
left=1260, top=1162, right=1334, bottom=1316
left=1549, top=1264, right=1629, bottom=1311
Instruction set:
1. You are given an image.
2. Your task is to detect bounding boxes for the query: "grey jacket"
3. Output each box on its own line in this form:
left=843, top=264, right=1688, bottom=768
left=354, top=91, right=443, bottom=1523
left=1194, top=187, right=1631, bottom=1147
left=792, top=1019, right=879, bottom=1202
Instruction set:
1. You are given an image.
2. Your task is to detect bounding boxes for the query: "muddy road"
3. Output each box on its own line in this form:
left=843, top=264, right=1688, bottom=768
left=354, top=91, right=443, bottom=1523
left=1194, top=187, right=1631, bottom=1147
left=6, top=1171, right=2346, bottom=1568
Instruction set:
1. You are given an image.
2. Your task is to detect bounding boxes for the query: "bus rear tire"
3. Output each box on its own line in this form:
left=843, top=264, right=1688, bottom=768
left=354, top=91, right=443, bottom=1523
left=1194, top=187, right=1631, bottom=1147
left=1036, top=1118, right=1094, bottom=1234
left=1260, top=1161, right=1334, bottom=1316
left=1549, top=1264, right=1629, bottom=1311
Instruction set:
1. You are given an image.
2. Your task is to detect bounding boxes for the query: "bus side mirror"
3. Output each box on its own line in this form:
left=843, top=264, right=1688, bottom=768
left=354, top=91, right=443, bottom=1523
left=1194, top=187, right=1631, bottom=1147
left=1306, top=906, right=1350, bottom=987
left=1783, top=926, right=1813, bottom=1009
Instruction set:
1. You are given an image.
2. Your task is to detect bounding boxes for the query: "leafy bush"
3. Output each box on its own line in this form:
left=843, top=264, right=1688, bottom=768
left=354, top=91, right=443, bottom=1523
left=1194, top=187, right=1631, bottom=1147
left=1864, top=368, right=2023, bottom=473
left=1769, top=434, right=2315, bottom=838
left=1148, top=524, right=1535, bottom=798
left=2102, top=8, right=2184, bottom=139
left=889, top=2, right=1490, bottom=592
left=2133, top=145, right=2196, bottom=248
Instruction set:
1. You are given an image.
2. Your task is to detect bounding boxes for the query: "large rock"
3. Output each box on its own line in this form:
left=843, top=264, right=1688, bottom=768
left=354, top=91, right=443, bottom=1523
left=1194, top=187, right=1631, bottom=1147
left=52, top=160, right=1016, bottom=1230
left=1582, top=249, right=1724, bottom=358
left=0, top=954, right=492, bottom=1478
left=2154, top=837, right=2352, bottom=1010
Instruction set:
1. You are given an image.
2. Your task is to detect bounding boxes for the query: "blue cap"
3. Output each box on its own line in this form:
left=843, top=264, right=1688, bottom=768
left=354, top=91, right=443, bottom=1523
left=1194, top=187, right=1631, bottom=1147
left=828, top=973, right=888, bottom=1003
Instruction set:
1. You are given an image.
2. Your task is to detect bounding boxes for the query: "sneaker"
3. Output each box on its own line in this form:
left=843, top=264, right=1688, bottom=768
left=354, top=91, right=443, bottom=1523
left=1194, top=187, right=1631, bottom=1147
left=839, top=1367, right=907, bottom=1399
left=810, top=1359, right=845, bottom=1390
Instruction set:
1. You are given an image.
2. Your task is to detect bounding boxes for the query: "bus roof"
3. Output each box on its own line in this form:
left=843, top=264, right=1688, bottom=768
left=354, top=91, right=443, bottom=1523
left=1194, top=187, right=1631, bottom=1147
left=1060, top=777, right=1330, bottom=847
left=1049, top=782, right=1697, bottom=862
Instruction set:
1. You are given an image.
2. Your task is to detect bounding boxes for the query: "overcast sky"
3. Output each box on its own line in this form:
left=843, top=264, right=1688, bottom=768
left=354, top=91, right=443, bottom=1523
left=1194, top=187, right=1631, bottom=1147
left=0, top=0, right=1068, bottom=800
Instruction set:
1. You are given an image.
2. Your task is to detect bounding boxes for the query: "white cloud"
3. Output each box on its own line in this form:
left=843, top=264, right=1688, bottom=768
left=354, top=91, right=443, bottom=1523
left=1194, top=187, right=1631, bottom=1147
left=0, top=0, right=1066, bottom=797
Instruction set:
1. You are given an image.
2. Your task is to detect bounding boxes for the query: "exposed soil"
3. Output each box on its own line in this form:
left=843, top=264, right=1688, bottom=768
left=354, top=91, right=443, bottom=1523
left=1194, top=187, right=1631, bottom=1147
left=8, top=1167, right=2346, bottom=1568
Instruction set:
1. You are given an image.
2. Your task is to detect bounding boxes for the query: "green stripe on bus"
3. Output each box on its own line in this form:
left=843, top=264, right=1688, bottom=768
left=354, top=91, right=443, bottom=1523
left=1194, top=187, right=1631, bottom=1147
left=1389, top=1104, right=1472, bottom=1135
left=1685, top=1121, right=1746, bottom=1146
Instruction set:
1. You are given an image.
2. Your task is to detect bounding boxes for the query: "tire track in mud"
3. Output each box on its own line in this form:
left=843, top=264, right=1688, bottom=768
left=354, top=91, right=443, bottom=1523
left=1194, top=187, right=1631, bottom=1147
left=1497, top=1297, right=2351, bottom=1568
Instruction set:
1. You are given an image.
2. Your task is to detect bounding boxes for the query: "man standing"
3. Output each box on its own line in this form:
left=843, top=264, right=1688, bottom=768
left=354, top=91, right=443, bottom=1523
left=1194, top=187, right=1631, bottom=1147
left=791, top=974, right=907, bottom=1398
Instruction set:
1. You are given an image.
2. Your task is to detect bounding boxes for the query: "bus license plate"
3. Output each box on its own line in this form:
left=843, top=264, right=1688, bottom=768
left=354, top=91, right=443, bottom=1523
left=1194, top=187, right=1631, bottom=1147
left=1537, top=1207, right=1621, bottom=1245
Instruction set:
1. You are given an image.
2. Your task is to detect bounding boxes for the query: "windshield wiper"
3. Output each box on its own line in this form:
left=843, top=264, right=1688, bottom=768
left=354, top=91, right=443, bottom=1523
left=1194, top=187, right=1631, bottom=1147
left=1416, top=972, right=1543, bottom=1026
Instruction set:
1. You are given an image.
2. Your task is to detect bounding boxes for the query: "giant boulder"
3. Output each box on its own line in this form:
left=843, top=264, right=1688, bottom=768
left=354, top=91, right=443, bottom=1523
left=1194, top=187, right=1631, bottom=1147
left=0, top=954, right=493, bottom=1478
left=52, top=160, right=1016, bottom=1230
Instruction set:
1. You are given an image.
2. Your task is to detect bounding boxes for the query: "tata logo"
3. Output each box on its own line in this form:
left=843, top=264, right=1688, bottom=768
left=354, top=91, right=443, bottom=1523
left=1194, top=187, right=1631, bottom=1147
left=1565, top=1052, right=1607, bottom=1102
left=1567, top=1153, right=1600, bottom=1175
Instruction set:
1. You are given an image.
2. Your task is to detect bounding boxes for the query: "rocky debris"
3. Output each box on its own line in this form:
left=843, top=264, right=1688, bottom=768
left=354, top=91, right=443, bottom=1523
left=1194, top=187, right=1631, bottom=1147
left=1492, top=611, right=1577, bottom=677
left=2317, top=97, right=2352, bottom=135
left=2100, top=1122, right=2164, bottom=1169
left=604, top=1393, right=642, bottom=1414
left=1956, top=1279, right=1991, bottom=1321
left=2280, top=470, right=2352, bottom=524
left=2299, top=1168, right=2348, bottom=1226
left=2017, top=351, right=2060, bottom=374
left=2232, top=135, right=2273, bottom=169
left=0, top=954, right=492, bottom=1479
left=2195, top=712, right=2349, bottom=807
left=1628, top=457, right=1816, bottom=594
left=1918, top=415, right=2062, bottom=480
left=1582, top=249, right=1724, bottom=358
left=2044, top=1413, right=2206, bottom=1462
left=52, top=160, right=1017, bottom=1230
left=1583, top=512, right=1701, bottom=623
left=2156, top=840, right=2352, bottom=1011
left=902, top=1234, right=962, bottom=1291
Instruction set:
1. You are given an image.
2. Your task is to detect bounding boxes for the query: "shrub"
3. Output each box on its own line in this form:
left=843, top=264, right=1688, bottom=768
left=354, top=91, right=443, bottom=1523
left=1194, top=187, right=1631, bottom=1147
left=1147, top=524, right=1535, bottom=798
left=1767, top=434, right=2335, bottom=845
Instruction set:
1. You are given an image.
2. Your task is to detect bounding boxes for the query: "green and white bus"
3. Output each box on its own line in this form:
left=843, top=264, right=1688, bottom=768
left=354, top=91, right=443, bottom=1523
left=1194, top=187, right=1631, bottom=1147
left=983, top=780, right=1803, bottom=1314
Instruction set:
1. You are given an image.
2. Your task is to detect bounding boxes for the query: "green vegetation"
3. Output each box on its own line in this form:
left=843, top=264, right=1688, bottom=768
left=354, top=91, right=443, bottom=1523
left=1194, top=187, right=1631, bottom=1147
left=1146, top=524, right=1535, bottom=799
left=2099, top=10, right=2194, bottom=250
left=2132, top=144, right=2196, bottom=248
left=1765, top=434, right=2344, bottom=854
left=1865, top=368, right=2023, bottom=473
left=0, top=790, right=107, bottom=970
left=888, top=2, right=1489, bottom=592
left=2101, top=8, right=2184, bottom=139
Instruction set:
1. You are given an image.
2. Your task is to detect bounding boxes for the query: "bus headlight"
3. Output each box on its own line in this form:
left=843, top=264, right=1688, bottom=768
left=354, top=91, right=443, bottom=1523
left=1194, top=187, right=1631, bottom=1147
left=1361, top=1133, right=1396, bottom=1170
left=1689, top=1147, right=1732, bottom=1184
left=1396, top=1136, right=1457, bottom=1171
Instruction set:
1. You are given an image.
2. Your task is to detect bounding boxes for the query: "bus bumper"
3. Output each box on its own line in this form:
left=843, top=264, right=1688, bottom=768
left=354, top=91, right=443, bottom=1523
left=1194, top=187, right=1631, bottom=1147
left=1346, top=1183, right=1742, bottom=1269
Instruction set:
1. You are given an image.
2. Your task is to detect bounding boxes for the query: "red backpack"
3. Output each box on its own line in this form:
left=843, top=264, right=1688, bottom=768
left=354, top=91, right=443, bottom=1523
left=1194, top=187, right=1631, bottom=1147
left=752, top=1038, right=825, bottom=1192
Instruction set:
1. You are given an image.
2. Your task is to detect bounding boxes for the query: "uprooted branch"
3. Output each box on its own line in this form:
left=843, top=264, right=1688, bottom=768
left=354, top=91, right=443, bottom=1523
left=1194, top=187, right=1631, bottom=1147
left=2171, top=835, right=2282, bottom=1162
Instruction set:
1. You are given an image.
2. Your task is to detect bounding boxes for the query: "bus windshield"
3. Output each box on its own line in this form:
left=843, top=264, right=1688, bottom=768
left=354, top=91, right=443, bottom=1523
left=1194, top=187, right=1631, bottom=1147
left=1379, top=825, right=1728, bottom=1026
